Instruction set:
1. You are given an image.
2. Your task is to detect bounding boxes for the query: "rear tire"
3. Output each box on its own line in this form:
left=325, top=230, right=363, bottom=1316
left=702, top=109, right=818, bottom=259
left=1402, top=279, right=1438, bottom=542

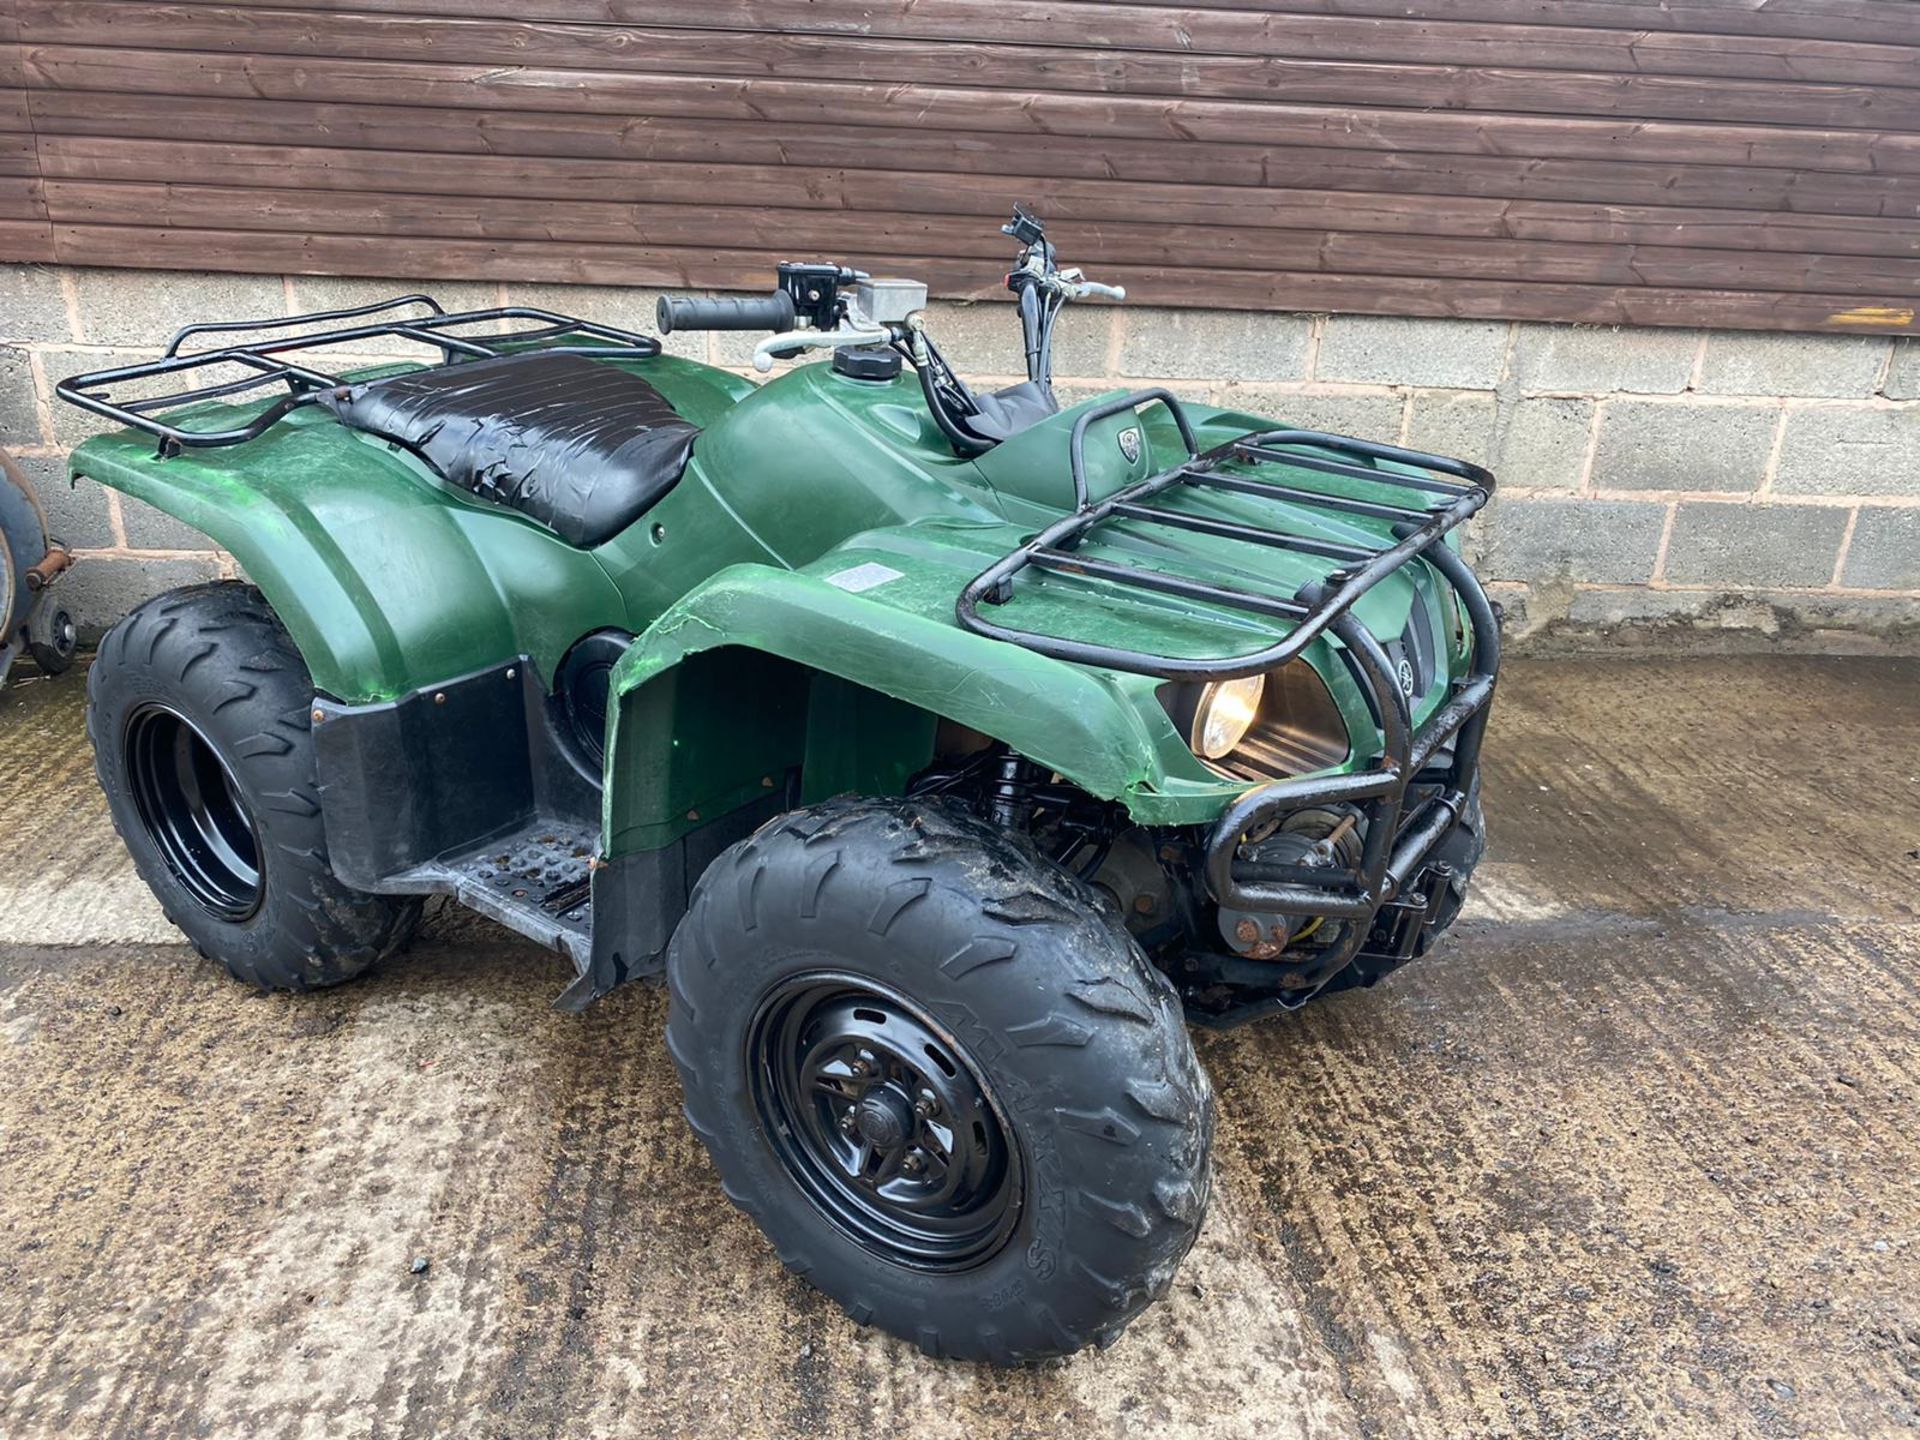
left=666, top=795, right=1213, bottom=1363
left=86, top=582, right=419, bottom=990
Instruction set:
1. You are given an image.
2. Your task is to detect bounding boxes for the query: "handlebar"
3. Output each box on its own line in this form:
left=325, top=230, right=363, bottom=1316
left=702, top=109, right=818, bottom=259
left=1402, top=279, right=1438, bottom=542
left=655, top=292, right=796, bottom=334
left=652, top=213, right=1119, bottom=423
left=1011, top=268, right=1125, bottom=306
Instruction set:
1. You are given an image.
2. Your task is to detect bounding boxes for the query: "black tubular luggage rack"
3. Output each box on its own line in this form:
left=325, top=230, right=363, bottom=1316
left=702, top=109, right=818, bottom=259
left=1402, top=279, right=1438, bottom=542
left=955, top=388, right=1501, bottom=1005
left=54, top=294, right=661, bottom=458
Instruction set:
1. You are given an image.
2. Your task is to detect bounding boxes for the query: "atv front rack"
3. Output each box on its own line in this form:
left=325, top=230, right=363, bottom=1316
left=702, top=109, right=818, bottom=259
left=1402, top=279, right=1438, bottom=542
left=54, top=294, right=660, bottom=457
left=957, top=389, right=1500, bottom=1013
left=957, top=388, right=1492, bottom=683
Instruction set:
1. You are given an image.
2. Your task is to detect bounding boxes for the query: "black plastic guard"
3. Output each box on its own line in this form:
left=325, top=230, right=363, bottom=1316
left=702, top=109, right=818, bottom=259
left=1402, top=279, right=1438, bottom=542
left=559, top=787, right=794, bottom=1012
left=312, top=661, right=536, bottom=890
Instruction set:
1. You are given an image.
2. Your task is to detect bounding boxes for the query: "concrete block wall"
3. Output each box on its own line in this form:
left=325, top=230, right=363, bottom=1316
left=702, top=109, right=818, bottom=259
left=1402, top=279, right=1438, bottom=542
left=3, top=262, right=1916, bottom=650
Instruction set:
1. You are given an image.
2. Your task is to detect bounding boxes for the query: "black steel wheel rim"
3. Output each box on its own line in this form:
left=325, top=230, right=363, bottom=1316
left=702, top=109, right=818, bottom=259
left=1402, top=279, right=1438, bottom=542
left=124, top=703, right=263, bottom=922
left=749, top=973, right=1024, bottom=1271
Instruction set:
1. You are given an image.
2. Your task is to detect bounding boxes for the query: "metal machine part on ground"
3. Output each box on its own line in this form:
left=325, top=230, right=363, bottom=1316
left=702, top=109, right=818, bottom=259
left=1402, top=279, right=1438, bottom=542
left=0, top=447, right=77, bottom=687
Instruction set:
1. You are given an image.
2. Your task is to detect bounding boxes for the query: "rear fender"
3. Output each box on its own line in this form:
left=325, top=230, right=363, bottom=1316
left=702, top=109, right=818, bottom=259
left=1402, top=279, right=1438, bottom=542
left=69, top=423, right=625, bottom=703
left=601, top=565, right=1221, bottom=856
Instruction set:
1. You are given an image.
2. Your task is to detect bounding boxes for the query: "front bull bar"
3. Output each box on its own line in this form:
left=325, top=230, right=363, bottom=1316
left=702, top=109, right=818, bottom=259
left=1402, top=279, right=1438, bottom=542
left=1202, top=538, right=1500, bottom=992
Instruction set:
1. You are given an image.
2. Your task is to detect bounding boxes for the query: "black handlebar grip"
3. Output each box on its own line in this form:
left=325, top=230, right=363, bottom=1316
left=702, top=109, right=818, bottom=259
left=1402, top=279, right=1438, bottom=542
left=655, top=292, right=797, bottom=334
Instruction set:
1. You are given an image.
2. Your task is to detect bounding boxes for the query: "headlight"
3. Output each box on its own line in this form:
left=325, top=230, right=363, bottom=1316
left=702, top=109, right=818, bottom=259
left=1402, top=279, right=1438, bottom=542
left=1190, top=675, right=1265, bottom=760
left=1160, top=662, right=1349, bottom=779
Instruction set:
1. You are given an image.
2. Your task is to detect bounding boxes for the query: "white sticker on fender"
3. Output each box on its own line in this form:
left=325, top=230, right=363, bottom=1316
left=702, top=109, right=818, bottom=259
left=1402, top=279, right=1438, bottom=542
left=824, top=562, right=904, bottom=594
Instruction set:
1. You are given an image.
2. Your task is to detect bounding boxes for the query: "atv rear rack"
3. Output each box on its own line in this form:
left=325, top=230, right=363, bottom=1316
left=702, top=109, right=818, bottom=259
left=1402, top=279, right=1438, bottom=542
left=957, top=388, right=1500, bottom=1014
left=54, top=294, right=660, bottom=457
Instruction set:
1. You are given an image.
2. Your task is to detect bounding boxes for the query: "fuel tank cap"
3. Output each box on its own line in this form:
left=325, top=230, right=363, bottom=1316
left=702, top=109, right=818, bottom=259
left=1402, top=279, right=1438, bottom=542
left=832, top=346, right=902, bottom=381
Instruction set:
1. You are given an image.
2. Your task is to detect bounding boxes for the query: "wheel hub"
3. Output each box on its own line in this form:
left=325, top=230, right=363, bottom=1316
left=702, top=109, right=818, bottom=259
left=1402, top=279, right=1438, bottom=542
left=749, top=974, right=1024, bottom=1272
left=854, top=1090, right=911, bottom=1149
left=123, top=703, right=262, bottom=922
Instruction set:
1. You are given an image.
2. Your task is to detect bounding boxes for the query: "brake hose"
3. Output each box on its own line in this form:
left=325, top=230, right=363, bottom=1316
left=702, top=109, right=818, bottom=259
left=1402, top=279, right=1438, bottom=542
left=899, top=334, right=993, bottom=458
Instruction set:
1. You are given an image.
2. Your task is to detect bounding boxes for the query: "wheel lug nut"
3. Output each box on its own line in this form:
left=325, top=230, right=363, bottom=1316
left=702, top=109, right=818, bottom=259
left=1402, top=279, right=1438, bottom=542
left=903, top=1152, right=924, bottom=1173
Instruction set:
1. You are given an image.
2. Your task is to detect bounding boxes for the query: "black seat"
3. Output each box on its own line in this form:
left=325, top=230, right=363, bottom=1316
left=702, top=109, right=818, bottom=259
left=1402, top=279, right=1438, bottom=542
left=319, top=351, right=698, bottom=548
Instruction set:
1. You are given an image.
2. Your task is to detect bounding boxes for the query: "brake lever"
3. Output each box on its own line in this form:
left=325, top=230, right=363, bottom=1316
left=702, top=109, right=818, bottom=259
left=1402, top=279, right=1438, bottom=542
left=751, top=323, right=892, bottom=374
left=1049, top=266, right=1125, bottom=303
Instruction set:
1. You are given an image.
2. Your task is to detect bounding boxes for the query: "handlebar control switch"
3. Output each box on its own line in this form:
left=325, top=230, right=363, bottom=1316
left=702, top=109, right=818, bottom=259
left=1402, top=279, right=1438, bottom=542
left=776, top=262, right=865, bottom=330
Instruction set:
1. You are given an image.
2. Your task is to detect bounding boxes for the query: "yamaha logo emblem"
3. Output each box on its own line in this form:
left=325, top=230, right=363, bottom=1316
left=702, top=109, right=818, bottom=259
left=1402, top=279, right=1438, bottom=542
left=1117, top=426, right=1142, bottom=463
left=1397, top=657, right=1417, bottom=697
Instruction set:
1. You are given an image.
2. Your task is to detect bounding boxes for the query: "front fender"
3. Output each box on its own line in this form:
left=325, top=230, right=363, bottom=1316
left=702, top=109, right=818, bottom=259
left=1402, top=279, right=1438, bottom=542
left=602, top=562, right=1233, bottom=856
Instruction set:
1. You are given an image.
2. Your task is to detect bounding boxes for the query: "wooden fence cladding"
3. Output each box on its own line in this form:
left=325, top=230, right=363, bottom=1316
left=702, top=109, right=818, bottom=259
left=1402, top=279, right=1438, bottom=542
left=3, top=0, right=1918, bottom=333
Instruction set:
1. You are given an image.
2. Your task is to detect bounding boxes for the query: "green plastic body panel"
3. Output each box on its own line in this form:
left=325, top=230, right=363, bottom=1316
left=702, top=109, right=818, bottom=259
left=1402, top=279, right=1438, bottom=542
left=68, top=355, right=757, bottom=703
left=601, top=562, right=1218, bottom=854
left=71, top=345, right=1469, bottom=858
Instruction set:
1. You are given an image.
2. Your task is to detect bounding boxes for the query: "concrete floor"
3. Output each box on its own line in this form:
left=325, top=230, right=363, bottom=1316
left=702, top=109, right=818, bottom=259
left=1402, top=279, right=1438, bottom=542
left=0, top=655, right=1916, bottom=1439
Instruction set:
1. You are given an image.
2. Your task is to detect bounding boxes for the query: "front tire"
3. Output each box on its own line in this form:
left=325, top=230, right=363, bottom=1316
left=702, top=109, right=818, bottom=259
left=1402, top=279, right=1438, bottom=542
left=666, top=796, right=1213, bottom=1363
left=87, top=582, right=419, bottom=990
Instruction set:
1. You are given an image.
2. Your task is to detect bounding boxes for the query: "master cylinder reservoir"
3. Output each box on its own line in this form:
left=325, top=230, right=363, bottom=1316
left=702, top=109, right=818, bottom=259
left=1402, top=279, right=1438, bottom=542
left=852, top=278, right=929, bottom=326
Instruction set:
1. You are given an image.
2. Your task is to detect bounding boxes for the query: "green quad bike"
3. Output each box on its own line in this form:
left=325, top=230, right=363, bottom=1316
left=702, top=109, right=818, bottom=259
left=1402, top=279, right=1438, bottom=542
left=60, top=209, right=1496, bottom=1363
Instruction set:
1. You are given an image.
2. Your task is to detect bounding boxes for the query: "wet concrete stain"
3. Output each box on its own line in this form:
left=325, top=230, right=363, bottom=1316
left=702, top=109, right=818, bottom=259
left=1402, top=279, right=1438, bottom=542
left=0, top=655, right=1917, bottom=1437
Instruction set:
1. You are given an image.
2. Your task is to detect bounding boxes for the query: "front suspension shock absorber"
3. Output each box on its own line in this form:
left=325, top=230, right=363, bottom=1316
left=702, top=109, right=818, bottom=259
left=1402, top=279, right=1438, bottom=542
left=987, top=749, right=1039, bottom=829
